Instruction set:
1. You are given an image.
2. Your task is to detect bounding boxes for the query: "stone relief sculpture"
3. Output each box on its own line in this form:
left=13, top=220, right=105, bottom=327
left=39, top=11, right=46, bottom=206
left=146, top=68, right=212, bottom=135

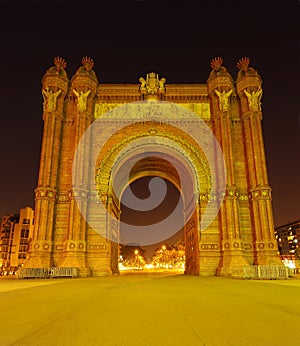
left=158, top=78, right=166, bottom=93
left=139, top=72, right=166, bottom=95
left=73, top=89, right=91, bottom=112
left=139, top=77, right=147, bottom=92
left=42, top=87, right=61, bottom=112
left=215, top=89, right=233, bottom=112
left=244, top=87, right=263, bottom=112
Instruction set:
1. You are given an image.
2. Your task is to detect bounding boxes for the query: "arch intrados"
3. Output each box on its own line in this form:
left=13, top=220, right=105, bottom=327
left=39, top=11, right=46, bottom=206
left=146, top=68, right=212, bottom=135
left=110, top=146, right=196, bottom=206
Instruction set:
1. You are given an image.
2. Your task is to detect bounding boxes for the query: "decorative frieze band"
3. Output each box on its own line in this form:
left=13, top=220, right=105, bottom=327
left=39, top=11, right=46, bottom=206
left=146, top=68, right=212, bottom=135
left=207, top=77, right=233, bottom=94
left=32, top=240, right=52, bottom=252
left=250, top=186, right=272, bottom=199
left=236, top=76, right=262, bottom=94
left=255, top=241, right=276, bottom=250
left=35, top=188, right=56, bottom=200
left=200, top=243, right=219, bottom=250
left=42, top=76, right=68, bottom=91
left=225, top=188, right=249, bottom=201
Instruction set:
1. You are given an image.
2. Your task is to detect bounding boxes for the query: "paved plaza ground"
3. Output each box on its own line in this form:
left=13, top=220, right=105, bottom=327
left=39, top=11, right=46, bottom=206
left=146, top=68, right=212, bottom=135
left=0, top=272, right=299, bottom=345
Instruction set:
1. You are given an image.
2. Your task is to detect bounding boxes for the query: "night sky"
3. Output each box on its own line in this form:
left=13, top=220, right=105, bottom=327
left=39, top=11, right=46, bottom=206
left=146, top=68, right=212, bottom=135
left=0, top=0, right=299, bottom=228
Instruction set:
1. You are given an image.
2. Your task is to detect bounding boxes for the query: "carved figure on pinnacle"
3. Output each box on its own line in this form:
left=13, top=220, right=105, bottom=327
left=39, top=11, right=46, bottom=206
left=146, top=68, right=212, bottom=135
left=44, top=57, right=68, bottom=79
left=208, top=56, right=233, bottom=81
left=82, top=56, right=94, bottom=71
left=236, top=56, right=261, bottom=81
left=237, top=57, right=250, bottom=72
left=54, top=57, right=67, bottom=72
left=210, top=57, right=224, bottom=71
left=73, top=56, right=98, bottom=82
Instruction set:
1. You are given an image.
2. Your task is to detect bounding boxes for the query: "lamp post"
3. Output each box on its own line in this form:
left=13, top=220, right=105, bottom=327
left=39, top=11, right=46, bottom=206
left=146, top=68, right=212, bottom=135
left=134, top=249, right=139, bottom=268
left=162, top=245, right=166, bottom=268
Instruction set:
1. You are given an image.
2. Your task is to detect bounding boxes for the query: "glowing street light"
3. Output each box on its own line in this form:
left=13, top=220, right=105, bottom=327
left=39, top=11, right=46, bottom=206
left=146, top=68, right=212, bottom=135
left=162, top=245, right=166, bottom=268
left=134, top=249, right=139, bottom=268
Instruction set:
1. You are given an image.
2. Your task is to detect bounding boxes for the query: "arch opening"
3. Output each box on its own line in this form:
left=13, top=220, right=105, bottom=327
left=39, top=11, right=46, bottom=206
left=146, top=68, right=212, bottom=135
left=119, top=176, right=186, bottom=273
left=108, top=150, right=200, bottom=275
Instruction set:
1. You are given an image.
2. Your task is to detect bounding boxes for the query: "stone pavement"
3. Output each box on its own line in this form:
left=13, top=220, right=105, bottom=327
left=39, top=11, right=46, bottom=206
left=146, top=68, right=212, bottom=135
left=0, top=272, right=299, bottom=345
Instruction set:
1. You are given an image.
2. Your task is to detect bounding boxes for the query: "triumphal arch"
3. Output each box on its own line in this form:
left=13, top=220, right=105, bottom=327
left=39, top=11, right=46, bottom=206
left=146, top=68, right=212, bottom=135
left=24, top=56, right=281, bottom=277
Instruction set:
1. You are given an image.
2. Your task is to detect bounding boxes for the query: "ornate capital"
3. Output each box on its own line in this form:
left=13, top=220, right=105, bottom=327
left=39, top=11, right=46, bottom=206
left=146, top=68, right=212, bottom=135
left=225, top=186, right=239, bottom=199
left=250, top=185, right=272, bottom=200
left=69, top=188, right=89, bottom=199
left=35, top=187, right=57, bottom=200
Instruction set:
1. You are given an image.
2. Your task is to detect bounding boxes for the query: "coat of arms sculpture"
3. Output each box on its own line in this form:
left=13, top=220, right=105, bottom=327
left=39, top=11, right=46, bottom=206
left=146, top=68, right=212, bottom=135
left=139, top=72, right=166, bottom=98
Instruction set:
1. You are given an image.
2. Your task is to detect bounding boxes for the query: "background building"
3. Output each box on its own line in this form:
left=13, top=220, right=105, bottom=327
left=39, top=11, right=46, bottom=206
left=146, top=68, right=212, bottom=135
left=0, top=206, right=34, bottom=274
left=275, top=220, right=300, bottom=258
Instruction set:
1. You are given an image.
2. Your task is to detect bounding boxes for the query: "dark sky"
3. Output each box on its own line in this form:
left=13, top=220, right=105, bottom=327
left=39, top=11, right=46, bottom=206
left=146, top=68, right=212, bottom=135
left=0, top=0, right=299, bottom=227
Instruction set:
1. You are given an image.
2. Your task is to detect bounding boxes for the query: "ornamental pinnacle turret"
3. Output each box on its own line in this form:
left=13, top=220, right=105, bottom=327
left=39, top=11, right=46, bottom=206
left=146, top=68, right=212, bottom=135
left=24, top=57, right=282, bottom=277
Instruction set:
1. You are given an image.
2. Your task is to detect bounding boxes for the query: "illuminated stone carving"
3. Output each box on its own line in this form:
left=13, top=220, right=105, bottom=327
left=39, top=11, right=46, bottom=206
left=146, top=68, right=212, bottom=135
left=210, top=56, right=224, bottom=71
left=73, top=89, right=91, bottom=112
left=237, top=57, right=250, bottom=72
left=244, top=87, right=263, bottom=112
left=54, top=56, right=67, bottom=72
left=215, top=89, right=233, bottom=112
left=139, top=72, right=166, bottom=97
left=42, top=87, right=61, bottom=112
